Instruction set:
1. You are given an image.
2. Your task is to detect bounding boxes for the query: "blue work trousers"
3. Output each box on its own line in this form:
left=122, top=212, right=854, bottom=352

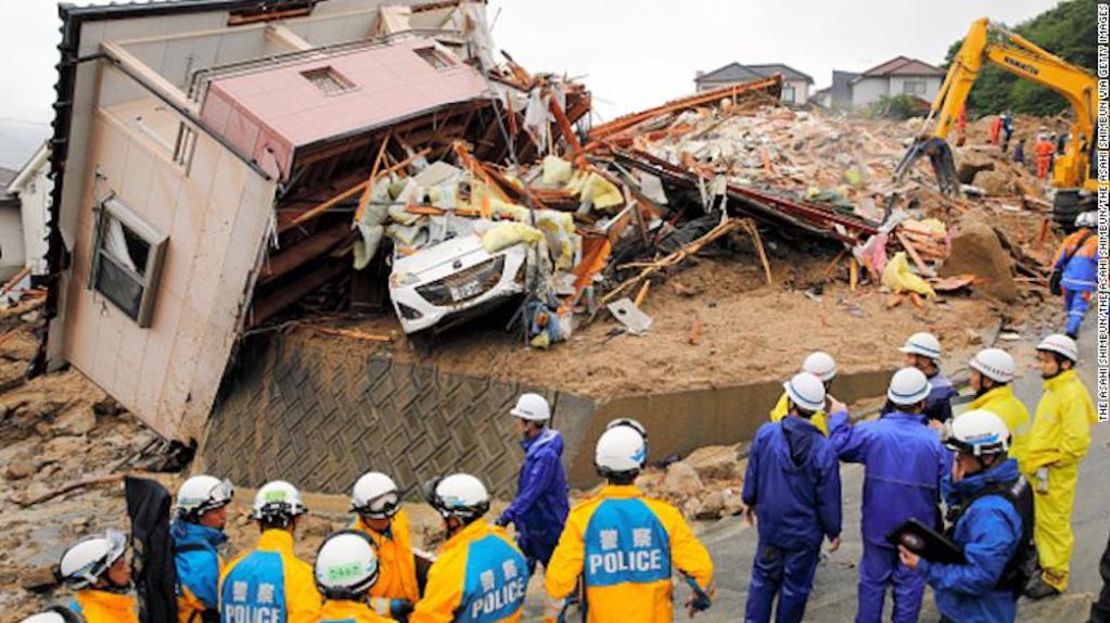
left=1064, top=289, right=1091, bottom=336
left=856, top=542, right=925, bottom=623
left=744, top=543, right=820, bottom=623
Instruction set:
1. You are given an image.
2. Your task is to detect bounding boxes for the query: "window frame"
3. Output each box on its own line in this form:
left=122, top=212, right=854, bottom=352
left=89, top=196, right=168, bottom=328
left=902, top=80, right=927, bottom=95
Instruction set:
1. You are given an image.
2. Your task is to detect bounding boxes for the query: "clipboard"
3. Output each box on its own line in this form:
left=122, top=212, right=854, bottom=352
left=885, top=518, right=965, bottom=565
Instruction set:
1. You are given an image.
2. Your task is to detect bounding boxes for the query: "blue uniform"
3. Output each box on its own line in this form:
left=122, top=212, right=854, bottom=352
left=829, top=410, right=949, bottom=623
left=219, top=529, right=321, bottom=623
left=500, top=428, right=569, bottom=571
left=742, top=416, right=842, bottom=623
left=918, top=459, right=1023, bottom=623
left=924, top=372, right=957, bottom=423
left=172, top=520, right=227, bottom=620
left=1054, top=229, right=1098, bottom=336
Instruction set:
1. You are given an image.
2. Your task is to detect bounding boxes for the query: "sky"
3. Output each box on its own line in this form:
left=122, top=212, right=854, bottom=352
left=0, top=0, right=1060, bottom=167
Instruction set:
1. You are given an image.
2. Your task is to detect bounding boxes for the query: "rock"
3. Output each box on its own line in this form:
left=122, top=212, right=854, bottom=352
left=684, top=445, right=741, bottom=481
left=4, top=460, right=35, bottom=481
left=662, top=461, right=703, bottom=498
left=681, top=497, right=702, bottom=519
left=955, top=150, right=995, bottom=184
left=33, top=421, right=52, bottom=439
left=722, top=488, right=746, bottom=517
left=20, top=565, right=58, bottom=592
left=972, top=169, right=1013, bottom=196
left=0, top=330, right=38, bottom=363
left=54, top=406, right=97, bottom=436
left=39, top=436, right=88, bottom=464
left=965, top=328, right=983, bottom=346
left=940, top=219, right=1019, bottom=303
left=695, top=490, right=725, bottom=520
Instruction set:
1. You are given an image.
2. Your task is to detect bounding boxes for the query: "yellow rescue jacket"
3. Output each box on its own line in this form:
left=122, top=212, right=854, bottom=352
left=770, top=392, right=829, bottom=436
left=969, top=384, right=1031, bottom=467
left=411, top=520, right=528, bottom=623
left=1023, top=369, right=1096, bottom=473
left=354, top=510, right=421, bottom=608
left=220, top=529, right=322, bottom=623
left=70, top=589, right=139, bottom=623
left=545, top=484, right=714, bottom=623
left=318, top=599, right=396, bottom=623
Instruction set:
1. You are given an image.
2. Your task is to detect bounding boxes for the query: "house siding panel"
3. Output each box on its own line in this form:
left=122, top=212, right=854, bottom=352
left=851, top=76, right=890, bottom=107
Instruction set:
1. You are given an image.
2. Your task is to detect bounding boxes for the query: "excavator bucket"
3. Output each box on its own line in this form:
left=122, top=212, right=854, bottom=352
left=894, top=137, right=961, bottom=196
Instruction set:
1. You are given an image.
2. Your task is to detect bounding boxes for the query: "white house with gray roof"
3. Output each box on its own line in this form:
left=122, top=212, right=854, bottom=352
left=694, top=62, right=813, bottom=105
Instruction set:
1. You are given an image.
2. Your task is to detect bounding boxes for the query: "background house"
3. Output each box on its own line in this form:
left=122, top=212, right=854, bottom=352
left=812, top=70, right=859, bottom=108
left=695, top=62, right=813, bottom=104
left=6, top=143, right=52, bottom=278
left=0, top=167, right=22, bottom=281
left=850, top=56, right=945, bottom=108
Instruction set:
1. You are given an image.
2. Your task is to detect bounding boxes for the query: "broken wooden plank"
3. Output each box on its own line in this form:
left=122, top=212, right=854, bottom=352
left=850, top=258, right=859, bottom=292
left=688, top=317, right=703, bottom=345
left=310, top=326, right=393, bottom=343
left=896, top=232, right=936, bottom=277
left=744, top=220, right=774, bottom=286
left=0, top=266, right=31, bottom=296
left=634, top=281, right=651, bottom=308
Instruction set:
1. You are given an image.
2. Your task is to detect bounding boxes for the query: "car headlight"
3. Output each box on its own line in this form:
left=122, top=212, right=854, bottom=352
left=390, top=271, right=420, bottom=288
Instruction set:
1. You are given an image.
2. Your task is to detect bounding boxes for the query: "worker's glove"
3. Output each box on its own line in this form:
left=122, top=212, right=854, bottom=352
left=495, top=514, right=511, bottom=528
left=1035, top=467, right=1050, bottom=494
left=390, top=599, right=415, bottom=618
left=683, top=576, right=714, bottom=618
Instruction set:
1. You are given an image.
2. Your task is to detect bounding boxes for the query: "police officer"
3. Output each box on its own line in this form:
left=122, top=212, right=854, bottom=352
left=172, top=475, right=234, bottom=622
left=899, top=332, right=957, bottom=425
left=900, top=410, right=1033, bottom=623
left=496, top=393, right=570, bottom=576
left=58, top=530, right=138, bottom=622
left=544, top=419, right=715, bottom=622
left=829, top=368, right=950, bottom=623
left=768, top=352, right=839, bottom=435
left=350, top=472, right=419, bottom=620
left=220, top=481, right=321, bottom=623
left=315, top=531, right=393, bottom=623
left=744, top=373, right=842, bottom=623
left=411, top=473, right=528, bottom=623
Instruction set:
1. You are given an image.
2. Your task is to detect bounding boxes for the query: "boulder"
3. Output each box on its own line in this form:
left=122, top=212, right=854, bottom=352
left=54, top=406, right=97, bottom=437
left=940, top=219, right=1019, bottom=303
left=4, top=460, right=35, bottom=481
left=972, top=169, right=1013, bottom=196
left=683, top=445, right=741, bottom=482
left=722, top=488, right=746, bottom=517
left=955, top=150, right=995, bottom=184
left=695, top=490, right=725, bottom=520
left=20, top=565, right=59, bottom=592
left=662, top=461, right=704, bottom=498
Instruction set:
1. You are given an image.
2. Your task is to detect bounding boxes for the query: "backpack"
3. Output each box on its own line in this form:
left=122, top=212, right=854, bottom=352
left=945, top=476, right=1037, bottom=596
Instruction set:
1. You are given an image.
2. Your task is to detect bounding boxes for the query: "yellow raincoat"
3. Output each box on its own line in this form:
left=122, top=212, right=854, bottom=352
left=968, top=384, right=1030, bottom=466
left=544, top=484, right=714, bottom=623
left=1023, top=369, right=1097, bottom=591
left=318, top=599, right=395, bottom=623
left=220, top=529, right=322, bottom=623
left=70, top=589, right=139, bottom=623
left=354, top=510, right=421, bottom=614
left=411, top=521, right=527, bottom=623
left=769, top=392, right=829, bottom=436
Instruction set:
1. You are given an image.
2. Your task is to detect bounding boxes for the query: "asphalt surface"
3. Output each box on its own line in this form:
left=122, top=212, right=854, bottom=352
left=520, top=331, right=1107, bottom=622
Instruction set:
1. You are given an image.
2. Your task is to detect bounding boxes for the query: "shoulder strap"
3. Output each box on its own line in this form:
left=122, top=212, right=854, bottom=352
left=950, top=477, right=1035, bottom=593
left=1065, top=230, right=1094, bottom=263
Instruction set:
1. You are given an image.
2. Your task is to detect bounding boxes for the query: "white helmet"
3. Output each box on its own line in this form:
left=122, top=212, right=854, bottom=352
left=19, top=609, right=82, bottom=623
left=887, top=367, right=931, bottom=406
left=252, top=480, right=307, bottom=524
left=899, top=332, right=942, bottom=361
left=969, top=348, right=1016, bottom=384
left=945, top=409, right=1010, bottom=456
left=510, top=393, right=551, bottom=422
left=58, top=530, right=128, bottom=590
left=314, top=530, right=380, bottom=598
left=784, top=372, right=827, bottom=413
left=1075, top=211, right=1097, bottom=228
left=595, top=421, right=647, bottom=477
left=176, top=475, right=234, bottom=521
left=802, top=351, right=838, bottom=382
left=350, top=472, right=401, bottom=519
left=1037, top=333, right=1079, bottom=362
left=424, top=473, right=490, bottom=521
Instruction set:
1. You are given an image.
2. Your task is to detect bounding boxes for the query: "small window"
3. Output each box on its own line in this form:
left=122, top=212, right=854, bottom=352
left=301, top=66, right=355, bottom=95
left=781, top=85, right=796, bottom=103
left=90, top=198, right=167, bottom=327
left=903, top=80, right=927, bottom=95
left=414, top=47, right=456, bottom=70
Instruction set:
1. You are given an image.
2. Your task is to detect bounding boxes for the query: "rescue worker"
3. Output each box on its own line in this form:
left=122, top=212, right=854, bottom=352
left=220, top=480, right=321, bottom=623
left=769, top=351, right=839, bottom=435
left=172, top=474, right=233, bottom=623
left=743, top=373, right=842, bottom=623
left=1051, top=212, right=1098, bottom=339
left=989, top=115, right=1003, bottom=145
left=58, top=530, right=139, bottom=622
left=1001, top=111, right=1014, bottom=153
left=350, top=471, right=419, bottom=620
left=495, top=393, right=570, bottom=576
left=967, top=348, right=1030, bottom=466
left=1035, top=134, right=1055, bottom=179
left=544, top=419, right=715, bottom=622
left=1013, top=139, right=1026, bottom=165
left=17, top=609, right=83, bottom=623
left=1023, top=334, right=1097, bottom=599
left=899, top=332, right=957, bottom=425
left=314, top=530, right=393, bottom=623
left=900, top=410, right=1033, bottom=623
left=828, top=367, right=950, bottom=623
left=411, top=473, right=528, bottom=623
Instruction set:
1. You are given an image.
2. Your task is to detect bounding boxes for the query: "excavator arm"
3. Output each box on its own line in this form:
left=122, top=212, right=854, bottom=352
left=895, top=18, right=1098, bottom=201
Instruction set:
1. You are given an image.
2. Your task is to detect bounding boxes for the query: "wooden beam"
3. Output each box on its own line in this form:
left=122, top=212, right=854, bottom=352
left=249, top=260, right=348, bottom=327
left=101, top=41, right=197, bottom=114
left=265, top=24, right=313, bottom=51
left=259, top=223, right=353, bottom=285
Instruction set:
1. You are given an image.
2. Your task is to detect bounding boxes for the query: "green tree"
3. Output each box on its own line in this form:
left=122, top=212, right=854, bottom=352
left=943, top=0, right=1096, bottom=116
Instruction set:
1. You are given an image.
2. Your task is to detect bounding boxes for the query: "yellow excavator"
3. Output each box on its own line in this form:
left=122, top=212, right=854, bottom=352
left=895, top=17, right=1098, bottom=228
